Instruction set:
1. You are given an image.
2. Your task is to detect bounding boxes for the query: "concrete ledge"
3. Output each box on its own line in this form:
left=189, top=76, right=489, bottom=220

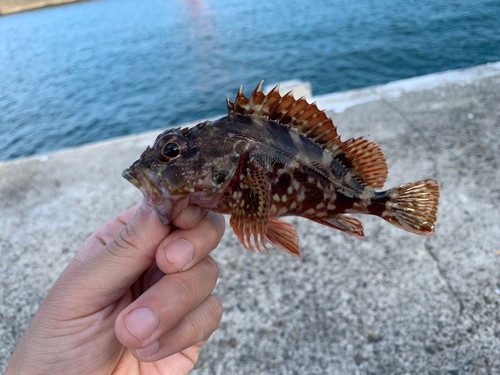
left=0, top=0, right=91, bottom=15
left=2, top=62, right=500, bottom=374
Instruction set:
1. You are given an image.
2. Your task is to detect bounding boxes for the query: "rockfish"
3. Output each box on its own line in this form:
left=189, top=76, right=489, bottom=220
left=123, top=82, right=439, bottom=257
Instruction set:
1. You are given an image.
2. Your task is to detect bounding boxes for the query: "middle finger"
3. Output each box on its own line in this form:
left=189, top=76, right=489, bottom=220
left=157, top=211, right=226, bottom=274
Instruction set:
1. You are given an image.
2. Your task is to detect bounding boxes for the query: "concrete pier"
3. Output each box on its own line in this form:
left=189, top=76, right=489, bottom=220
left=0, top=0, right=90, bottom=15
left=1, top=62, right=500, bottom=374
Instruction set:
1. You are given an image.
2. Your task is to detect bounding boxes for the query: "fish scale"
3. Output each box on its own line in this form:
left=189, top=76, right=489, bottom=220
left=123, top=82, right=440, bottom=257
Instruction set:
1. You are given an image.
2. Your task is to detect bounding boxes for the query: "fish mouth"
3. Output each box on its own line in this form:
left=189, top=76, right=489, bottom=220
left=122, top=166, right=190, bottom=225
left=122, top=167, right=164, bottom=207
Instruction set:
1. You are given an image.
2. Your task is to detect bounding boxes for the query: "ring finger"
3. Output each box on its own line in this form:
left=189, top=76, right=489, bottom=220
left=133, top=294, right=222, bottom=361
left=115, top=256, right=219, bottom=350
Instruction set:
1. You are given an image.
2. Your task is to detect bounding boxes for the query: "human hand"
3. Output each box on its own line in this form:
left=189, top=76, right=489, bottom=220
left=6, top=200, right=225, bottom=375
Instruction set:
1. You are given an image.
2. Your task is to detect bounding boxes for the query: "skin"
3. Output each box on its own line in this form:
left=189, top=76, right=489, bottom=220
left=6, top=199, right=226, bottom=375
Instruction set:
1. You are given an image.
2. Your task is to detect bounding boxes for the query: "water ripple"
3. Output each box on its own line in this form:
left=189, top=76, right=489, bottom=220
left=0, top=0, right=499, bottom=160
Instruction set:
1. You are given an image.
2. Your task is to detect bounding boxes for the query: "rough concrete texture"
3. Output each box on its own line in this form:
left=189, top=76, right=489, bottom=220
left=1, top=62, right=500, bottom=374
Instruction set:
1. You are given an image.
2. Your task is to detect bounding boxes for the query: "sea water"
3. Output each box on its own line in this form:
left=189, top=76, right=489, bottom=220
left=0, top=0, right=498, bottom=161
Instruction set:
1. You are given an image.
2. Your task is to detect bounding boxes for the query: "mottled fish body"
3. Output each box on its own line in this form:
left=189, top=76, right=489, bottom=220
left=123, top=82, right=439, bottom=257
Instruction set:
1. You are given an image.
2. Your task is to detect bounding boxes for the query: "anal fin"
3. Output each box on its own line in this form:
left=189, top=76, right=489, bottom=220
left=309, top=214, right=365, bottom=239
left=265, top=219, right=300, bottom=257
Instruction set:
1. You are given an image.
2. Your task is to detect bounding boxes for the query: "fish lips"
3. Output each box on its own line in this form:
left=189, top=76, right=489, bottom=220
left=122, top=167, right=189, bottom=225
left=122, top=167, right=164, bottom=206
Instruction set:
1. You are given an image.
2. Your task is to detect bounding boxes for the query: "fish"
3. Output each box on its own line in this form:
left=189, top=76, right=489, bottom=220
left=122, top=82, right=440, bottom=257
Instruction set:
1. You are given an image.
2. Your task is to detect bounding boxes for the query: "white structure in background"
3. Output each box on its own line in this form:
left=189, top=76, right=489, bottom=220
left=263, top=80, right=313, bottom=100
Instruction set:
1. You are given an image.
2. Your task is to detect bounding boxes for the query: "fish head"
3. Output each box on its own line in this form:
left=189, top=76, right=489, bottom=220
left=122, top=120, right=245, bottom=224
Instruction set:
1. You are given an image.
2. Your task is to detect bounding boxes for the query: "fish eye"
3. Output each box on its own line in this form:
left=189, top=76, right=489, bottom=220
left=154, top=132, right=188, bottom=163
left=161, top=142, right=182, bottom=160
left=162, top=141, right=182, bottom=160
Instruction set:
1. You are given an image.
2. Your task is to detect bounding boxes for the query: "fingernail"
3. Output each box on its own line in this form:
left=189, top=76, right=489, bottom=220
left=125, top=308, right=159, bottom=341
left=165, top=238, right=194, bottom=271
left=136, top=340, right=159, bottom=359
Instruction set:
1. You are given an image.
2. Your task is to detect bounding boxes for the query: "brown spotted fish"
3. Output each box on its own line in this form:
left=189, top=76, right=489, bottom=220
left=123, top=82, right=439, bottom=257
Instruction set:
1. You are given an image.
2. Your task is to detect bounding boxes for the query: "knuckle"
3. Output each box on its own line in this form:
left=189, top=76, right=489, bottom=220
left=205, top=295, right=223, bottom=322
left=205, top=212, right=226, bottom=237
left=169, top=277, right=195, bottom=310
left=198, top=217, right=223, bottom=249
left=96, top=222, right=119, bottom=245
left=201, top=256, right=220, bottom=280
left=94, top=233, right=108, bottom=247
left=105, top=223, right=143, bottom=259
left=102, top=222, right=116, bottom=237
left=105, top=236, right=127, bottom=259
left=183, top=313, right=205, bottom=343
left=110, top=230, right=134, bottom=253
left=183, top=297, right=222, bottom=342
left=123, top=223, right=142, bottom=245
left=176, top=206, right=205, bottom=228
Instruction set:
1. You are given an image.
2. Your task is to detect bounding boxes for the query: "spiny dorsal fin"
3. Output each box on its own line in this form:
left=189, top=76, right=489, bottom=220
left=227, top=82, right=388, bottom=188
left=227, top=81, right=342, bottom=148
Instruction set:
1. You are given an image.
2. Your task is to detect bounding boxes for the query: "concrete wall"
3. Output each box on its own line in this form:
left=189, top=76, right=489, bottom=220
left=1, top=62, right=500, bottom=374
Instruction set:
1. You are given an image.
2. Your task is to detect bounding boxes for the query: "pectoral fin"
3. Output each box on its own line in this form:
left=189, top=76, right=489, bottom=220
left=229, top=154, right=270, bottom=253
left=229, top=153, right=302, bottom=257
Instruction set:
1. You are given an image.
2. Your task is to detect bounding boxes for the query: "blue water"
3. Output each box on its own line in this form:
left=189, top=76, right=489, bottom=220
left=0, top=0, right=499, bottom=161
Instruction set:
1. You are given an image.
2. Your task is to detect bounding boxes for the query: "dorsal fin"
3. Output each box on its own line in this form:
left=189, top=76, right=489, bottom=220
left=227, top=82, right=388, bottom=188
left=333, top=136, right=388, bottom=189
left=227, top=81, right=342, bottom=148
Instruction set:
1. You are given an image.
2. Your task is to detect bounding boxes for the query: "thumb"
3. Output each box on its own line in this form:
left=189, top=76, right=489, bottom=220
left=64, top=200, right=171, bottom=307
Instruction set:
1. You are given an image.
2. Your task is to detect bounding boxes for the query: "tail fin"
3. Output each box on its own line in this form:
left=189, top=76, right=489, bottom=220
left=382, top=180, right=440, bottom=235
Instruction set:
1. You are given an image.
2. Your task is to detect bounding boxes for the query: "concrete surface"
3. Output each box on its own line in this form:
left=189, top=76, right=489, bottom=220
left=0, top=0, right=90, bottom=15
left=1, top=62, right=500, bottom=374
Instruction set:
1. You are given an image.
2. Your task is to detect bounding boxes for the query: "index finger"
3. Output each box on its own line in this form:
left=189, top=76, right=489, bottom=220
left=157, top=211, right=226, bottom=274
left=78, top=202, right=208, bottom=262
